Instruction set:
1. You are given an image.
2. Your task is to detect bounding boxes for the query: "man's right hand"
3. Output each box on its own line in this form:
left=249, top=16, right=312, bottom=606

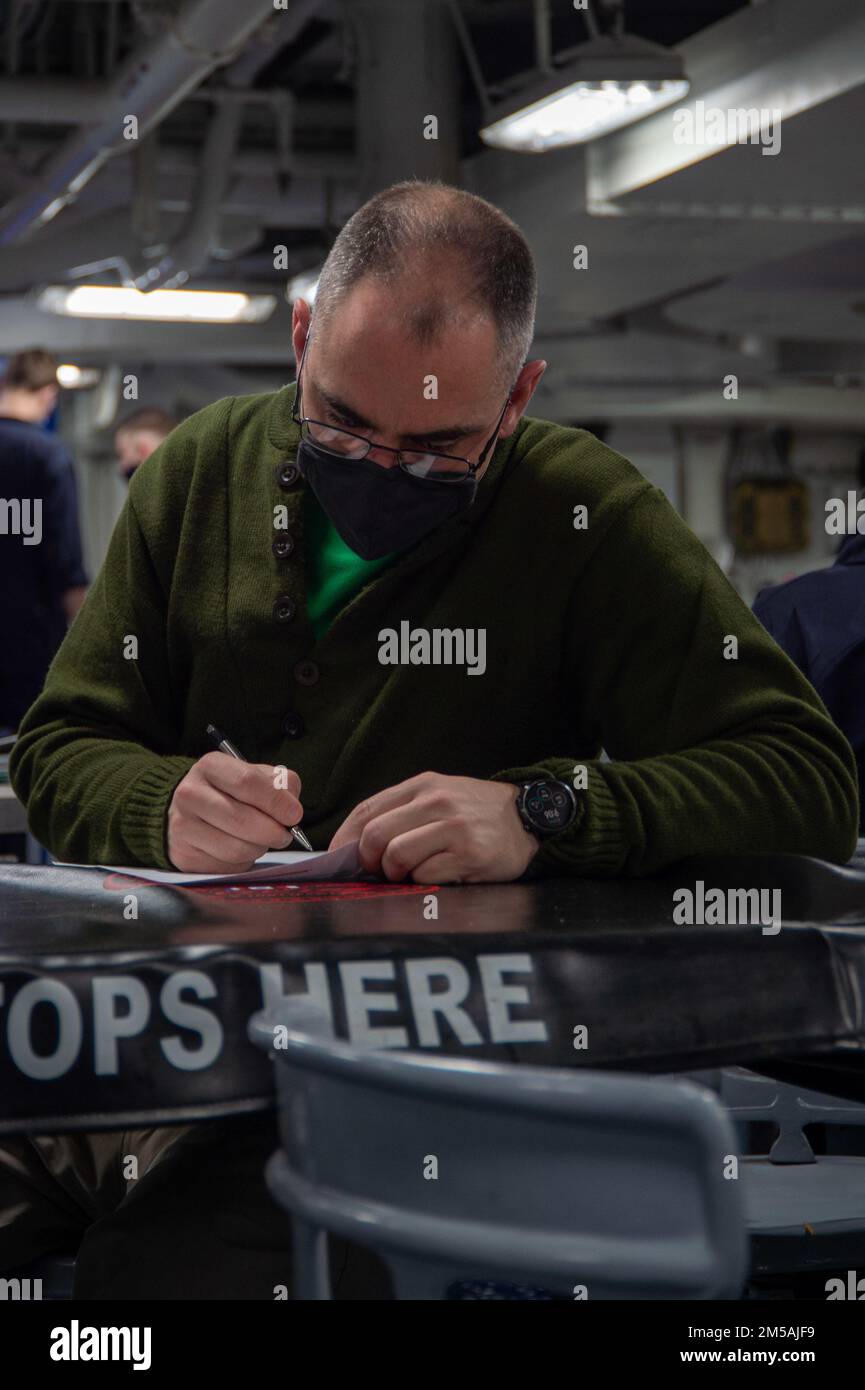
left=167, top=753, right=304, bottom=872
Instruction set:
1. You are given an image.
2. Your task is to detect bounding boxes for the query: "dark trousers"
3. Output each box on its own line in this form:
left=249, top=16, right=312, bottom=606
left=0, top=1114, right=391, bottom=1299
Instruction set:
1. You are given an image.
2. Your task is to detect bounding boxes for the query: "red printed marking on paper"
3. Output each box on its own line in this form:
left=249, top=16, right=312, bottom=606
left=101, top=875, right=436, bottom=904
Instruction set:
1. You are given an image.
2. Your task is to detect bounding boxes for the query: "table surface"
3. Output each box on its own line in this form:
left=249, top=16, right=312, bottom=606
left=2, top=850, right=865, bottom=1134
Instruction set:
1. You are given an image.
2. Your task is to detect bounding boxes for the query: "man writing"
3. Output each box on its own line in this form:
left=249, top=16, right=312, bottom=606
left=9, top=183, right=858, bottom=879
left=2, top=181, right=857, bottom=1298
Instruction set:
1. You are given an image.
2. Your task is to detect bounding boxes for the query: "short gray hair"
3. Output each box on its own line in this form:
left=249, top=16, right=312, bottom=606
left=311, top=180, right=537, bottom=390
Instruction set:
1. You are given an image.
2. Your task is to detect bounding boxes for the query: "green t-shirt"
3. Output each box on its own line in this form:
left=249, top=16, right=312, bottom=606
left=303, top=488, right=398, bottom=640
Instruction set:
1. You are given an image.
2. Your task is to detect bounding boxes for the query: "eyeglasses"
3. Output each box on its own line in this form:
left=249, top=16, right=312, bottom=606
left=291, top=329, right=513, bottom=484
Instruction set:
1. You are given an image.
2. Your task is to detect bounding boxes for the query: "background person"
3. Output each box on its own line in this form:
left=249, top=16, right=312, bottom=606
left=754, top=527, right=865, bottom=828
left=114, top=406, right=178, bottom=483
left=0, top=349, right=88, bottom=733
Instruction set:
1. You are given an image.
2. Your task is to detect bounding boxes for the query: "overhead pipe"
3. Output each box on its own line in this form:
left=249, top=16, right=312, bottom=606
left=222, top=0, right=330, bottom=88
left=0, top=0, right=280, bottom=245
left=0, top=207, right=136, bottom=288
left=0, top=205, right=264, bottom=291
left=130, top=133, right=161, bottom=247
left=0, top=160, right=355, bottom=291
left=133, top=95, right=245, bottom=288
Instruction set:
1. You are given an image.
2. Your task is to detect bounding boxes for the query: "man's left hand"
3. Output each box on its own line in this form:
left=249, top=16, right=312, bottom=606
left=328, top=772, right=541, bottom=883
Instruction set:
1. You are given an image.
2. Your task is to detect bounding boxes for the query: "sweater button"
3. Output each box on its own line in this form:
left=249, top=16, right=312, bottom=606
left=275, top=461, right=300, bottom=489
left=294, top=659, right=319, bottom=686
left=272, top=535, right=295, bottom=560
left=282, top=711, right=305, bottom=739
left=273, top=595, right=296, bottom=623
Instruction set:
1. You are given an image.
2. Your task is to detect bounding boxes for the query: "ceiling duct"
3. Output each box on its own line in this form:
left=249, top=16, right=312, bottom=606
left=129, top=95, right=245, bottom=289
left=0, top=0, right=282, bottom=246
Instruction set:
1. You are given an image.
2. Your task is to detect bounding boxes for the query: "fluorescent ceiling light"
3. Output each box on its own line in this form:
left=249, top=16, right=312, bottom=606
left=38, top=285, right=277, bottom=323
left=56, top=363, right=100, bottom=388
left=480, top=35, right=689, bottom=151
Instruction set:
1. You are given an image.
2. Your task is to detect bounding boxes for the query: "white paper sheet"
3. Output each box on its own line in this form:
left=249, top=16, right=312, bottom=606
left=55, top=840, right=363, bottom=887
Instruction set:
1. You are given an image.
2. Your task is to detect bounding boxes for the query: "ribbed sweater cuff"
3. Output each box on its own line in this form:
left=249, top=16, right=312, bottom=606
left=121, top=756, right=197, bottom=868
left=490, top=761, right=629, bottom=879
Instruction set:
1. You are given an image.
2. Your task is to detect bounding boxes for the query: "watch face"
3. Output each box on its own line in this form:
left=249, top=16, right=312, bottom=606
left=524, top=781, right=573, bottom=832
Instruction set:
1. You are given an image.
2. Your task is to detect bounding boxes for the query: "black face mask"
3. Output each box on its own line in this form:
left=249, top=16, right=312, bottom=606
left=296, top=436, right=479, bottom=561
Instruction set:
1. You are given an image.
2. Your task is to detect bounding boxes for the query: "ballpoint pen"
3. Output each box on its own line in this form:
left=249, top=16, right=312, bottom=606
left=205, top=723, right=314, bottom=852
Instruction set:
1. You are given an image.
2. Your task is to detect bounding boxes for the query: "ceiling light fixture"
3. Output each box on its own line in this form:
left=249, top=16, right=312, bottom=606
left=56, top=364, right=101, bottom=388
left=37, top=285, right=277, bottom=324
left=479, top=33, right=689, bottom=152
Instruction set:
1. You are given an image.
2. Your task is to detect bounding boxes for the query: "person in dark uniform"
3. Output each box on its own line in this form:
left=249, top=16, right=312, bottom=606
left=0, top=349, right=88, bottom=733
left=754, top=528, right=865, bottom=827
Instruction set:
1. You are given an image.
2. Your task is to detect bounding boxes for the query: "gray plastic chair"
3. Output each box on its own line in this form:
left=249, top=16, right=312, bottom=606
left=249, top=1002, right=748, bottom=1300
left=681, top=1065, right=865, bottom=1278
left=719, top=1067, right=865, bottom=1272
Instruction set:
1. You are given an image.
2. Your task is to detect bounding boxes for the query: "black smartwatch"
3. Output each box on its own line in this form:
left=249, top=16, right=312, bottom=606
left=514, top=779, right=579, bottom=839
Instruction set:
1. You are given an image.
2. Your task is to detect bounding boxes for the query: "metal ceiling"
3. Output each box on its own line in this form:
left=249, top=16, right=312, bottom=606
left=0, top=0, right=861, bottom=426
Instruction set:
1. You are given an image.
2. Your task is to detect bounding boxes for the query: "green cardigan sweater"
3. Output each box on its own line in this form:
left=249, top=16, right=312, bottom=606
left=10, top=383, right=858, bottom=877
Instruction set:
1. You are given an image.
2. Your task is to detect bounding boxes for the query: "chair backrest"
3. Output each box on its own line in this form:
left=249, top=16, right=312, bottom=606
left=249, top=1001, right=748, bottom=1300
left=717, top=1066, right=865, bottom=1163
